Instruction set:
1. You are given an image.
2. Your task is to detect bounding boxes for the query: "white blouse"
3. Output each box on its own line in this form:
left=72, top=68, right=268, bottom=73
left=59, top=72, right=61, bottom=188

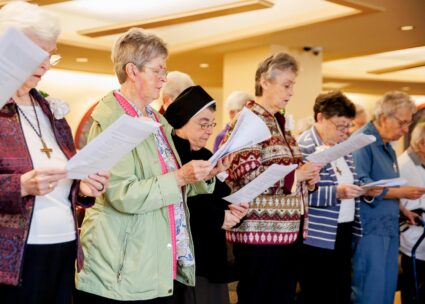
left=19, top=105, right=75, bottom=244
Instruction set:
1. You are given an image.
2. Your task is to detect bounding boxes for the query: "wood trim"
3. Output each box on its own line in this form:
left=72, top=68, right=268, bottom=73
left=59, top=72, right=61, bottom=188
left=368, top=61, right=425, bottom=74
left=79, top=0, right=273, bottom=37
left=0, top=0, right=70, bottom=8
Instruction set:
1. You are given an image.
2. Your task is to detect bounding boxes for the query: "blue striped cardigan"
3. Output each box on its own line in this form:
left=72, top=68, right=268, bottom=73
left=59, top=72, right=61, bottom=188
left=298, top=127, right=363, bottom=249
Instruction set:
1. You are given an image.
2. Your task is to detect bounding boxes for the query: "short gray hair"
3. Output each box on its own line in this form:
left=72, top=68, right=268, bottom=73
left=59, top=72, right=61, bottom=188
left=255, top=52, right=299, bottom=96
left=373, top=91, right=417, bottom=119
left=225, top=91, right=253, bottom=112
left=410, top=122, right=425, bottom=151
left=161, top=71, right=194, bottom=102
left=112, top=28, right=168, bottom=84
left=0, top=1, right=60, bottom=43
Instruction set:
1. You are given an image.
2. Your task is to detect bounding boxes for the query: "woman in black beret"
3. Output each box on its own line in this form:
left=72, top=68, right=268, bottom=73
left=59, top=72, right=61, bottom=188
left=164, top=85, right=249, bottom=304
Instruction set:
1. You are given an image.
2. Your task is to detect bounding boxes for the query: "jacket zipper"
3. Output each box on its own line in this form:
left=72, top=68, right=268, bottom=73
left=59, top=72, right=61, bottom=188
left=117, top=232, right=129, bottom=283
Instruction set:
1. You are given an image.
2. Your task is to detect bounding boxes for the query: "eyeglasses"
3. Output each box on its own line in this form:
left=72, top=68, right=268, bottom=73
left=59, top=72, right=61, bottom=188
left=144, top=65, right=168, bottom=78
left=49, top=54, right=61, bottom=66
left=328, top=119, right=352, bottom=131
left=391, top=115, right=412, bottom=128
left=199, top=122, right=217, bottom=130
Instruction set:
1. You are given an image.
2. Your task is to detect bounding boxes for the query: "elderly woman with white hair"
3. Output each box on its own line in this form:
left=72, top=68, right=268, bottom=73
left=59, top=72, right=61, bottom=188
left=398, top=122, right=425, bottom=304
left=158, top=71, right=194, bottom=114
left=352, top=91, right=425, bottom=304
left=213, top=91, right=253, bottom=152
left=0, top=2, right=109, bottom=304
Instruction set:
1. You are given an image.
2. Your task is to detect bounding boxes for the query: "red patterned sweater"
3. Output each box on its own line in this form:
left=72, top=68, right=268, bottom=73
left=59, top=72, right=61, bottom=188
left=0, top=89, right=94, bottom=286
left=223, top=101, right=308, bottom=245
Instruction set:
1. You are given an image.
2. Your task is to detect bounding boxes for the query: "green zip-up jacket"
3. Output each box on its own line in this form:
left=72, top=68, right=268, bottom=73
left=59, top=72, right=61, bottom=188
left=75, top=91, right=214, bottom=301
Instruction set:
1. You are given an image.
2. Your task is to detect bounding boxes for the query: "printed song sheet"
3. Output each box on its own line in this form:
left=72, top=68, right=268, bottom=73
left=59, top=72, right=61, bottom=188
left=307, top=133, right=376, bottom=164
left=361, top=177, right=407, bottom=189
left=222, top=164, right=298, bottom=204
left=67, top=114, right=161, bottom=179
left=0, top=27, right=48, bottom=108
left=209, top=107, right=271, bottom=166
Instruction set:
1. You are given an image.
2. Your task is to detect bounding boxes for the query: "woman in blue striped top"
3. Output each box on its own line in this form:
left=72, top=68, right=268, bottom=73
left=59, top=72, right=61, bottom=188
left=297, top=91, right=381, bottom=304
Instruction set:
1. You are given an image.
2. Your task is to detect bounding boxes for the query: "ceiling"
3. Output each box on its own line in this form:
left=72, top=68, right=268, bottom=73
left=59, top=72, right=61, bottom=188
left=6, top=0, right=425, bottom=95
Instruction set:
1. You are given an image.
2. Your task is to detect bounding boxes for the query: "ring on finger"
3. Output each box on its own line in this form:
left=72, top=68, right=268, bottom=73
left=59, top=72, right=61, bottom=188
left=98, top=183, right=105, bottom=192
left=48, top=183, right=53, bottom=189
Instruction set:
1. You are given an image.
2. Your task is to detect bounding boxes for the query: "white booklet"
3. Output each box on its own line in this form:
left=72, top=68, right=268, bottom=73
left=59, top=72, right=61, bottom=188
left=67, top=114, right=161, bottom=179
left=222, top=164, right=298, bottom=204
left=0, top=27, right=48, bottom=108
left=361, top=177, right=407, bottom=189
left=209, top=107, right=271, bottom=166
left=307, top=133, right=376, bottom=164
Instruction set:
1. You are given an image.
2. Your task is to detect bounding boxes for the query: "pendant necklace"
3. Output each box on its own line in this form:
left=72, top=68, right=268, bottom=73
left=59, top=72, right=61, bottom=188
left=16, top=95, right=53, bottom=159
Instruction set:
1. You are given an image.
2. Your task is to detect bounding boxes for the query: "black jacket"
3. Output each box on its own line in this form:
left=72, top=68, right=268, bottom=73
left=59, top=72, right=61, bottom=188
left=172, top=134, right=237, bottom=283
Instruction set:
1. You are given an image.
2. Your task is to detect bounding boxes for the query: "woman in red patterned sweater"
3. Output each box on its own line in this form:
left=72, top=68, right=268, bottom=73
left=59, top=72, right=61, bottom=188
left=222, top=52, right=322, bottom=304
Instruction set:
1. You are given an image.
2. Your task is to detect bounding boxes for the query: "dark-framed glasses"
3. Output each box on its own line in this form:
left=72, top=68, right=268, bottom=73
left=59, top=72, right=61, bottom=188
left=391, top=115, right=412, bottom=128
left=199, top=122, right=217, bottom=130
left=328, top=119, right=352, bottom=131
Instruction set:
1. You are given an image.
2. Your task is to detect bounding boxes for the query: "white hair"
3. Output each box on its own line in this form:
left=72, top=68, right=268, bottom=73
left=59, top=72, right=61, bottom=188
left=373, top=91, right=417, bottom=119
left=161, top=71, right=194, bottom=102
left=0, top=1, right=60, bottom=43
left=411, top=122, right=425, bottom=151
left=225, top=91, right=253, bottom=112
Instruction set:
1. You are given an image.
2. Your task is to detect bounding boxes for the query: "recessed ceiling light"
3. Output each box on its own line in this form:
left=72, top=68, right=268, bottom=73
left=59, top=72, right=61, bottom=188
left=76, top=57, right=89, bottom=63
left=199, top=63, right=209, bottom=68
left=400, top=25, right=414, bottom=31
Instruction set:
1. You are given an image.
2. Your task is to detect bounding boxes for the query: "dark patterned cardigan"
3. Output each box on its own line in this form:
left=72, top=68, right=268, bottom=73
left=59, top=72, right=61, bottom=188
left=223, top=101, right=309, bottom=245
left=0, top=89, right=93, bottom=286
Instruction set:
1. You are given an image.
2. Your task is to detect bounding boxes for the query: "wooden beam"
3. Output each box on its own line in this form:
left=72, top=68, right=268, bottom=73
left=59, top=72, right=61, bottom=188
left=368, top=61, right=425, bottom=74
left=0, top=0, right=70, bottom=8
left=79, top=0, right=273, bottom=37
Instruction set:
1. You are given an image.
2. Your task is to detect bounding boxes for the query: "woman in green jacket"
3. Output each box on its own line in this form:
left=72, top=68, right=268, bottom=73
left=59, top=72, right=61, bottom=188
left=75, top=28, right=224, bottom=303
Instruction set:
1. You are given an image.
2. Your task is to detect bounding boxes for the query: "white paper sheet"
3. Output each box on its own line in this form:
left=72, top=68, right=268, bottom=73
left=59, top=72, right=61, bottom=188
left=0, top=27, right=48, bottom=108
left=361, top=177, right=407, bottom=189
left=222, top=164, right=298, bottom=204
left=307, top=133, right=376, bottom=164
left=209, top=107, right=271, bottom=166
left=66, top=114, right=161, bottom=179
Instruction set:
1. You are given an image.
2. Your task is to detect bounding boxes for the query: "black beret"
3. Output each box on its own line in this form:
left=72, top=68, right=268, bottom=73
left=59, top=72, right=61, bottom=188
left=164, top=85, right=215, bottom=129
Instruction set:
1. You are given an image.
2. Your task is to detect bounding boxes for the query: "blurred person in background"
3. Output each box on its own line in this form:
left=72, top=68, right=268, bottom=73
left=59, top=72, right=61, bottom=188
left=213, top=91, right=253, bottom=152
left=158, top=71, right=194, bottom=114
left=348, top=103, right=368, bottom=135
left=398, top=121, right=425, bottom=304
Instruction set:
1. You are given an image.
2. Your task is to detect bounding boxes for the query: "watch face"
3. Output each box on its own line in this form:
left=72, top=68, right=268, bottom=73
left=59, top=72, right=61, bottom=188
left=74, top=102, right=98, bottom=150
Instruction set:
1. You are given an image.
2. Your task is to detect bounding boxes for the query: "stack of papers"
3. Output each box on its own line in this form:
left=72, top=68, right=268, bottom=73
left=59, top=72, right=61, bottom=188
left=361, top=177, right=407, bottom=189
left=307, top=133, right=376, bottom=164
left=209, top=107, right=271, bottom=166
left=0, top=27, right=48, bottom=108
left=222, top=164, right=298, bottom=204
left=67, top=114, right=161, bottom=179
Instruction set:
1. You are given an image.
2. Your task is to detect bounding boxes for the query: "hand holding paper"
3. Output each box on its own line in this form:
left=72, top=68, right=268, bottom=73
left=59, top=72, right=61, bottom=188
left=67, top=114, right=161, bottom=179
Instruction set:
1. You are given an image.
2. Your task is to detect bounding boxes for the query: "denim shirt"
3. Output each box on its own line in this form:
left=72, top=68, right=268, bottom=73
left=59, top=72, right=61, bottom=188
left=352, top=122, right=400, bottom=236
